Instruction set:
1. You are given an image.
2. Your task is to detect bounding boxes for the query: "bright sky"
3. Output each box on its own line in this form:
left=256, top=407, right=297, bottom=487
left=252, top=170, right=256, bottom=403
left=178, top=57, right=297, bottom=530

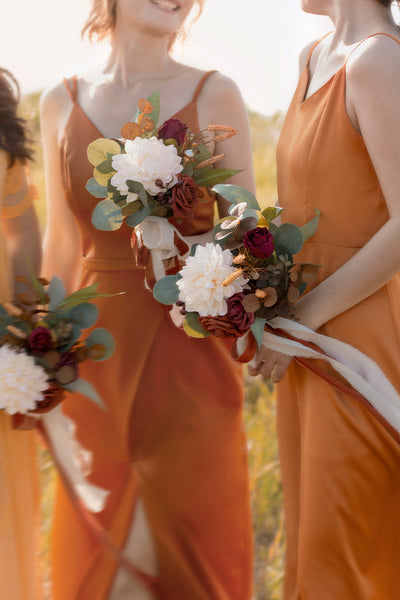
left=0, top=0, right=332, bottom=115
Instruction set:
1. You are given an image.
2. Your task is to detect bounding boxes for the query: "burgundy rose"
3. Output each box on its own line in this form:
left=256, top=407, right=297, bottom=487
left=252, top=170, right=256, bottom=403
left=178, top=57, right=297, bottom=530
left=158, top=118, right=188, bottom=146
left=28, top=326, right=53, bottom=354
left=243, top=226, right=275, bottom=259
left=198, top=314, right=243, bottom=339
left=170, top=174, right=199, bottom=217
left=227, top=293, right=255, bottom=332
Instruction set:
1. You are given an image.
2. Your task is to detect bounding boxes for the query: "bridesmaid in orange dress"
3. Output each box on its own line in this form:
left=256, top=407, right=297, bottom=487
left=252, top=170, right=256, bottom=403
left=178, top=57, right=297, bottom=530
left=0, top=68, right=42, bottom=600
left=250, top=0, right=400, bottom=598
left=41, top=1, right=255, bottom=598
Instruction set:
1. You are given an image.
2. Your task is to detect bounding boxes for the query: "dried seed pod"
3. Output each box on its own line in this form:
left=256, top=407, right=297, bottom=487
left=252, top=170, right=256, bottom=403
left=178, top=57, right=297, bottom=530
left=140, top=116, right=155, bottom=132
left=255, top=289, right=267, bottom=299
left=222, top=268, right=244, bottom=287
left=233, top=254, right=246, bottom=266
left=195, top=153, right=225, bottom=169
left=55, top=365, right=76, bottom=385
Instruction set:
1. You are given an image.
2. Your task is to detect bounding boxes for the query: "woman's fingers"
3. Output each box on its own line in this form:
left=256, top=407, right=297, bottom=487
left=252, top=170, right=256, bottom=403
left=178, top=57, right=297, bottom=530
left=247, top=346, right=292, bottom=381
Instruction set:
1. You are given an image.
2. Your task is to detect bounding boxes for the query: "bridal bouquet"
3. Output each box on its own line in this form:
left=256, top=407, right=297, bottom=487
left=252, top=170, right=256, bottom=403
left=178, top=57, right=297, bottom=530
left=0, top=274, right=115, bottom=416
left=153, top=185, right=320, bottom=345
left=86, top=91, right=238, bottom=232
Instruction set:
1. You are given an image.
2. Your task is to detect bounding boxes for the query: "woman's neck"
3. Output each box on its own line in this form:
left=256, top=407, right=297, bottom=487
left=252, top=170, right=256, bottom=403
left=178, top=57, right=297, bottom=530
left=328, top=0, right=396, bottom=46
left=104, top=24, right=176, bottom=87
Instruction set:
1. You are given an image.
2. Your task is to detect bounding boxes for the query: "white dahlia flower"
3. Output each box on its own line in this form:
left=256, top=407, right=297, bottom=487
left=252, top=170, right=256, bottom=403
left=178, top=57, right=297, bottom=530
left=111, top=136, right=183, bottom=196
left=177, top=243, right=247, bottom=317
left=0, top=346, right=49, bottom=415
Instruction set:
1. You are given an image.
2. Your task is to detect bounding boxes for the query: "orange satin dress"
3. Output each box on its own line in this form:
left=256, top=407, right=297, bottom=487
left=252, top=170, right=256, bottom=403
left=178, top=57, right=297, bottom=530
left=50, top=72, right=253, bottom=600
left=276, top=33, right=400, bottom=599
left=0, top=151, right=40, bottom=600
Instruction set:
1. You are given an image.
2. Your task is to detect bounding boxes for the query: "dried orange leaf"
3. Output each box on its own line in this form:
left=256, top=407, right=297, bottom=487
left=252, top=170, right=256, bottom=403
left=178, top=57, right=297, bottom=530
left=55, top=366, right=76, bottom=385
left=242, top=294, right=261, bottom=313
left=121, top=121, right=141, bottom=140
left=42, top=351, right=61, bottom=368
left=263, top=287, right=278, bottom=308
left=288, top=285, right=301, bottom=304
left=138, top=99, right=153, bottom=114
left=301, top=265, right=319, bottom=284
left=140, top=116, right=155, bottom=132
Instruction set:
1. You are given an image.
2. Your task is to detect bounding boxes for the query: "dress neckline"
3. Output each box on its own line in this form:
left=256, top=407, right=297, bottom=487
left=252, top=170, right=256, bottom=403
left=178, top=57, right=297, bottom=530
left=70, top=98, right=196, bottom=140
left=300, top=64, right=342, bottom=106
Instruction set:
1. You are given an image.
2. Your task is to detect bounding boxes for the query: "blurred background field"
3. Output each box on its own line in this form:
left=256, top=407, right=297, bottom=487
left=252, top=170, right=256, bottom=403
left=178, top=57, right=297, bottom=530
left=21, top=92, right=285, bottom=600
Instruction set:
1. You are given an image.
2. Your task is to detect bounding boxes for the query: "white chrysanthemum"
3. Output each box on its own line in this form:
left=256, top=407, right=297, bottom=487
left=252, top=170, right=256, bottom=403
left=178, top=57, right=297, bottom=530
left=177, top=243, right=247, bottom=317
left=111, top=136, right=183, bottom=196
left=0, top=346, right=49, bottom=415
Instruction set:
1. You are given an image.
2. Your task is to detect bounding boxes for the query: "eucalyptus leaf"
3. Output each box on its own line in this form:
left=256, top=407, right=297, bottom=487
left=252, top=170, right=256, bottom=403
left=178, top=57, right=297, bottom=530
left=153, top=275, right=180, bottom=305
left=48, top=276, right=67, bottom=311
left=96, top=157, right=114, bottom=175
left=182, top=162, right=194, bottom=176
left=183, top=312, right=210, bottom=338
left=251, top=317, right=267, bottom=350
left=86, top=177, right=108, bottom=199
left=300, top=208, right=320, bottom=242
left=126, top=180, right=148, bottom=205
left=262, top=206, right=284, bottom=224
left=85, top=328, right=115, bottom=361
left=87, top=138, right=121, bottom=167
left=63, top=378, right=105, bottom=408
left=125, top=202, right=154, bottom=228
left=69, top=303, right=99, bottom=330
left=193, top=144, right=212, bottom=165
left=212, top=184, right=260, bottom=210
left=59, top=323, right=82, bottom=351
left=274, top=223, right=304, bottom=255
left=196, top=168, right=242, bottom=187
left=92, top=199, right=124, bottom=231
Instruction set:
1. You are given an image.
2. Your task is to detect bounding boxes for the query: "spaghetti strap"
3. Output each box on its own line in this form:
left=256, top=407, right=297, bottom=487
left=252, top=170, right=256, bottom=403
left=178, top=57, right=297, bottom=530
left=63, top=75, right=78, bottom=104
left=192, top=70, right=217, bottom=103
left=344, top=32, right=400, bottom=66
left=305, top=32, right=334, bottom=68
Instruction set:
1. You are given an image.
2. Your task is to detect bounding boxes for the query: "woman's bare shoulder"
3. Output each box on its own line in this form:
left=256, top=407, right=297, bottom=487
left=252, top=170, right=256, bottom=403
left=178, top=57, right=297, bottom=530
left=40, top=78, right=73, bottom=123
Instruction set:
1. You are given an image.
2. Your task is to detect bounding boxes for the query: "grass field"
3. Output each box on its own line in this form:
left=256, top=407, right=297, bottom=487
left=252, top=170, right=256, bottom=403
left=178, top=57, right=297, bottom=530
left=21, top=92, right=286, bottom=599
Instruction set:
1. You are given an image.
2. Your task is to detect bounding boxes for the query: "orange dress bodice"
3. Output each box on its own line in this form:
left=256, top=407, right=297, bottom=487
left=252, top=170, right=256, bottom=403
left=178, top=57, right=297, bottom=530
left=276, top=34, right=400, bottom=599
left=50, top=72, right=253, bottom=600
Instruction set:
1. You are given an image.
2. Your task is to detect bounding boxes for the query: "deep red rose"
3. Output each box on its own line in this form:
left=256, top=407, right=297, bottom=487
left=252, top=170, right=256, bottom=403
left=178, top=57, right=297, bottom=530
left=170, top=174, right=199, bottom=217
left=198, top=314, right=243, bottom=339
left=243, top=226, right=274, bottom=258
left=158, top=118, right=188, bottom=145
left=227, top=293, right=255, bottom=332
left=28, top=326, right=53, bottom=354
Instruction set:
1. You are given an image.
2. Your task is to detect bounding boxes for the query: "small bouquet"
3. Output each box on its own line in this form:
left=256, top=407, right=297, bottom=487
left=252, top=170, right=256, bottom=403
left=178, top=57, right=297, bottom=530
left=86, top=91, right=238, bottom=232
left=152, top=185, right=320, bottom=346
left=0, top=274, right=115, bottom=416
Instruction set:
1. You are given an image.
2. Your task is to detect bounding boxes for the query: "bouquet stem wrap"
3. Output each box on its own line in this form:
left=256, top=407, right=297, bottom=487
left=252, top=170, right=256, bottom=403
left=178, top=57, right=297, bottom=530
left=236, top=317, right=400, bottom=442
left=134, top=217, right=190, bottom=286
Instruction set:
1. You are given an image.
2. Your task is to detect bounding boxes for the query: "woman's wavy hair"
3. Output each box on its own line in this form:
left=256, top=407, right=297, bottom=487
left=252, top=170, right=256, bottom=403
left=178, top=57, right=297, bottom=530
left=0, top=69, right=33, bottom=166
left=378, top=0, right=400, bottom=6
left=82, top=0, right=205, bottom=49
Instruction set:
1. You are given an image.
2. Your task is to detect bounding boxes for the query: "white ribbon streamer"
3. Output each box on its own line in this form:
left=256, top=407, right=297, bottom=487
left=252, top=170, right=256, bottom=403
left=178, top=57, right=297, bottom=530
left=41, top=405, right=109, bottom=513
left=238, top=316, right=400, bottom=435
left=135, top=217, right=190, bottom=282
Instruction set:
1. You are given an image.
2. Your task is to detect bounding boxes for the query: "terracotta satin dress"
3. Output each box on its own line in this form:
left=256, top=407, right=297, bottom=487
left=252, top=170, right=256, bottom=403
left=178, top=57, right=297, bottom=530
left=0, top=150, right=40, bottom=600
left=276, top=33, right=400, bottom=599
left=50, top=72, right=253, bottom=600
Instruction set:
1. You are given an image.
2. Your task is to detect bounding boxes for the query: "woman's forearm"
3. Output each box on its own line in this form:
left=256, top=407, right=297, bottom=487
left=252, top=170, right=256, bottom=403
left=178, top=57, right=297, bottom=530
left=295, top=215, right=400, bottom=330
